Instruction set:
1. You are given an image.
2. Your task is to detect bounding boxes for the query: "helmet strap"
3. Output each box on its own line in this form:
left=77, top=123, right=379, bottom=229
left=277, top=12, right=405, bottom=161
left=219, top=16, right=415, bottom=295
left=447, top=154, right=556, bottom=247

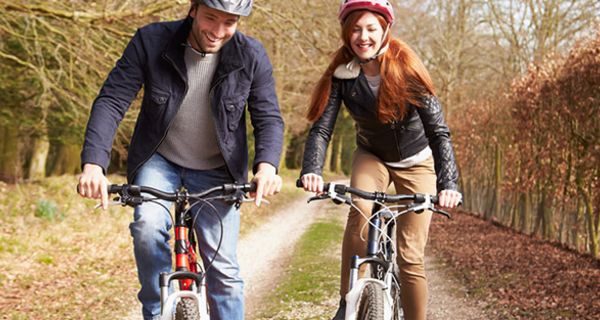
left=187, top=19, right=208, bottom=57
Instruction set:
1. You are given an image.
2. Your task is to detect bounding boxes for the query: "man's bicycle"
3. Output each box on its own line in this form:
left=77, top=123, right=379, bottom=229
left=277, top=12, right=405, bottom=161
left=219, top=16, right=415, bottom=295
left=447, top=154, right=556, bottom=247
left=106, top=182, right=255, bottom=320
left=298, top=181, right=452, bottom=320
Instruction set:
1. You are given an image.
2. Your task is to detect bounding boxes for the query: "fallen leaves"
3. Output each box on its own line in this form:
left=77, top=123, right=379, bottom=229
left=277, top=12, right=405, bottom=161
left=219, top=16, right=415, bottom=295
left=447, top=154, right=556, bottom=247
left=429, top=210, right=600, bottom=319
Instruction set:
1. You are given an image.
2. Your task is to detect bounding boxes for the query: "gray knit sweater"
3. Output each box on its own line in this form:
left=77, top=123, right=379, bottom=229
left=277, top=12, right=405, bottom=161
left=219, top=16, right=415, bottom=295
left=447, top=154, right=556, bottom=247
left=158, top=47, right=225, bottom=170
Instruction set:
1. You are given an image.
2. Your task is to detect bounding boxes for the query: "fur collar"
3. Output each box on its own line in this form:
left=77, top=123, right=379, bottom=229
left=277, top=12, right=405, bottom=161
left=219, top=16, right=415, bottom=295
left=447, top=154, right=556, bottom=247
left=333, top=58, right=361, bottom=79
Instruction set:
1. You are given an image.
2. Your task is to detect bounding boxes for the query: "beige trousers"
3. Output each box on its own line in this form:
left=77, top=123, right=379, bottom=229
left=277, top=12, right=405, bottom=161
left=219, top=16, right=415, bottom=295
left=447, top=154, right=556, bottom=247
left=340, top=149, right=436, bottom=320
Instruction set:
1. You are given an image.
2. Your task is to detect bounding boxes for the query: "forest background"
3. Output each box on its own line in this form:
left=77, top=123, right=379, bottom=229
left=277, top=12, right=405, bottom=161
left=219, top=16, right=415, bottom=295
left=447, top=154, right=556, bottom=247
left=0, top=0, right=599, bottom=260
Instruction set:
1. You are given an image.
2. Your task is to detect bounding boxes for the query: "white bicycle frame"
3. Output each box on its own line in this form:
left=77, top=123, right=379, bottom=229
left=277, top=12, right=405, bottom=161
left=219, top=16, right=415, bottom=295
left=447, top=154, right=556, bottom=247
left=343, top=203, right=423, bottom=320
left=308, top=183, right=439, bottom=320
left=160, top=277, right=210, bottom=320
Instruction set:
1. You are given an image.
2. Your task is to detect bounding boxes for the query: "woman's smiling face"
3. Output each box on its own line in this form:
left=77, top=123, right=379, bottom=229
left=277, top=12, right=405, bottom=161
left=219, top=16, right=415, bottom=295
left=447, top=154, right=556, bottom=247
left=349, top=11, right=385, bottom=61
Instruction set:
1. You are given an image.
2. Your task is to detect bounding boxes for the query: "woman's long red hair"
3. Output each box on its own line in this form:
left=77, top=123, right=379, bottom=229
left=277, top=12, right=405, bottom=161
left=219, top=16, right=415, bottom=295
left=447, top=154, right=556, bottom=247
left=307, top=11, right=435, bottom=123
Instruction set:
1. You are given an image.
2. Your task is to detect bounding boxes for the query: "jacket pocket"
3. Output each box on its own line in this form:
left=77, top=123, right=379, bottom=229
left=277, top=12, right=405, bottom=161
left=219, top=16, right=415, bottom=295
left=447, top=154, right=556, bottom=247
left=142, top=86, right=170, bottom=123
left=223, top=97, right=246, bottom=131
left=149, top=86, right=170, bottom=106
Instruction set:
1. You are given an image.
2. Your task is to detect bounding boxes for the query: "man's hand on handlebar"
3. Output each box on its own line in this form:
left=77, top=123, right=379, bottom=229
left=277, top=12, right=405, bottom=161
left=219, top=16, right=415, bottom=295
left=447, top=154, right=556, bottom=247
left=251, top=162, right=282, bottom=207
left=78, top=163, right=110, bottom=210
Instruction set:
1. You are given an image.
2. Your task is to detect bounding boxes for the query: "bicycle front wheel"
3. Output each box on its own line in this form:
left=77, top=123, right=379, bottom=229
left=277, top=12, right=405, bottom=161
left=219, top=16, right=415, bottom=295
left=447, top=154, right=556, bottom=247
left=357, top=283, right=384, bottom=320
left=175, top=298, right=201, bottom=320
left=390, top=265, right=404, bottom=320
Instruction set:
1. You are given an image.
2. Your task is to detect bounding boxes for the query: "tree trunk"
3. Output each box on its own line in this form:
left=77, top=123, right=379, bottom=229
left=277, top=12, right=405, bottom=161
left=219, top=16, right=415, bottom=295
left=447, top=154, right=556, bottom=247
left=0, top=124, right=23, bottom=183
left=580, top=183, right=598, bottom=257
left=510, top=193, right=519, bottom=229
left=570, top=199, right=583, bottom=251
left=519, top=191, right=532, bottom=234
left=279, top=129, right=288, bottom=170
left=27, top=133, right=50, bottom=180
left=485, top=144, right=502, bottom=221
left=49, top=142, right=81, bottom=175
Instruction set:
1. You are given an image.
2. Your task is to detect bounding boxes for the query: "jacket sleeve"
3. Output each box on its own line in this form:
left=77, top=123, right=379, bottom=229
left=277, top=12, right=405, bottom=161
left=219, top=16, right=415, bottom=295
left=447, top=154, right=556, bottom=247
left=416, top=95, right=459, bottom=191
left=247, top=47, right=285, bottom=173
left=300, top=79, right=343, bottom=176
left=80, top=29, right=146, bottom=173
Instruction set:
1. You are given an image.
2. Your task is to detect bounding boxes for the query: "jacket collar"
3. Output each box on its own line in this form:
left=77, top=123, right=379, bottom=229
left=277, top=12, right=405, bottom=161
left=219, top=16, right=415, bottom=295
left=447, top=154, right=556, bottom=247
left=333, top=58, right=361, bottom=79
left=162, top=18, right=191, bottom=77
left=213, top=32, right=244, bottom=81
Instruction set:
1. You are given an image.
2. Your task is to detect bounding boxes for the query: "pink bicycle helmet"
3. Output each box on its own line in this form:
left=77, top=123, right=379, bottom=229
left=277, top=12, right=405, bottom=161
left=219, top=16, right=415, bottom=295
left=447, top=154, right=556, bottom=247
left=338, top=0, right=395, bottom=25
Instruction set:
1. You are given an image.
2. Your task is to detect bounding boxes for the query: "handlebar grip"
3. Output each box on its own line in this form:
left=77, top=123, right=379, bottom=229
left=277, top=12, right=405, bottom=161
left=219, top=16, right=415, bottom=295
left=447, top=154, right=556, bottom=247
left=108, top=184, right=122, bottom=194
left=430, top=195, right=463, bottom=206
left=246, top=183, right=257, bottom=193
left=297, top=179, right=332, bottom=192
left=223, top=183, right=257, bottom=193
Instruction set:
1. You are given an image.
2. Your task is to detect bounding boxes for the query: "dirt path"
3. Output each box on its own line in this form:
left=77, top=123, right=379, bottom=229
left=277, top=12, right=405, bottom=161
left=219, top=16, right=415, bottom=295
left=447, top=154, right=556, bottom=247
left=238, top=194, right=319, bottom=316
left=426, top=255, right=488, bottom=319
left=240, top=196, right=488, bottom=319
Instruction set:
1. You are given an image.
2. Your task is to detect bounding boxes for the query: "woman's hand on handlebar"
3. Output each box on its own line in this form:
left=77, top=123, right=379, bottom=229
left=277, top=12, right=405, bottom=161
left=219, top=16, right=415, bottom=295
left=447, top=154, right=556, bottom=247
left=300, top=173, right=324, bottom=194
left=78, top=163, right=110, bottom=210
left=437, top=189, right=462, bottom=209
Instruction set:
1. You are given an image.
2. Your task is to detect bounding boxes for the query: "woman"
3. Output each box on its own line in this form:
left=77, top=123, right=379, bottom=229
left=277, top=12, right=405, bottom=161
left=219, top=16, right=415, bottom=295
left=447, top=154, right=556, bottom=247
left=299, top=1, right=462, bottom=319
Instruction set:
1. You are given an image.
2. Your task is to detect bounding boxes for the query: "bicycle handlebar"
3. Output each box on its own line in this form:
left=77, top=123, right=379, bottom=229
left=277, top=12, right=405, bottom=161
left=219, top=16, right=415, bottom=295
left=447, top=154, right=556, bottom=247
left=106, top=183, right=256, bottom=207
left=296, top=179, right=453, bottom=218
left=296, top=179, right=438, bottom=203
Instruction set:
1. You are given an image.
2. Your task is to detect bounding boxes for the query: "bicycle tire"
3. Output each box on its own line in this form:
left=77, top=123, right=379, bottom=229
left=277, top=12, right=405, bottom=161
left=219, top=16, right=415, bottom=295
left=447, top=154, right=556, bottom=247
left=175, top=297, right=201, bottom=320
left=357, top=282, right=384, bottom=320
left=390, top=266, right=404, bottom=320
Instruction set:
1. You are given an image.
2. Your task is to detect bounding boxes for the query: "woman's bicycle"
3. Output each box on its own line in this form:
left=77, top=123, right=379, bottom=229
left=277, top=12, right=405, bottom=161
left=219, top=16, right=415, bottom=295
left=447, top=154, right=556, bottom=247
left=106, top=182, right=255, bottom=320
left=297, top=181, right=452, bottom=320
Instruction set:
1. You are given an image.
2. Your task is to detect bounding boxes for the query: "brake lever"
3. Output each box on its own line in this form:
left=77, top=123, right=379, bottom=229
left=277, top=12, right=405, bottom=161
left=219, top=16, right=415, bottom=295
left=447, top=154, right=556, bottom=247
left=93, top=199, right=126, bottom=210
left=432, top=207, right=452, bottom=219
left=241, top=197, right=270, bottom=205
left=307, top=194, right=330, bottom=203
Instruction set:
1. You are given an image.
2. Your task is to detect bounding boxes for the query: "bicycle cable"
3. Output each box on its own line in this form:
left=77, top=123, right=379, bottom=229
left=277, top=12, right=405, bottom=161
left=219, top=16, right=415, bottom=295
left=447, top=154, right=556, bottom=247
left=186, top=196, right=225, bottom=279
left=132, top=193, right=226, bottom=279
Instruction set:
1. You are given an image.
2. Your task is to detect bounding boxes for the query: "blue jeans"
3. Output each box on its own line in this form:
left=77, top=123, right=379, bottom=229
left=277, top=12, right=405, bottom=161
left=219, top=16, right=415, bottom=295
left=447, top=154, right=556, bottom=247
left=129, top=153, right=244, bottom=320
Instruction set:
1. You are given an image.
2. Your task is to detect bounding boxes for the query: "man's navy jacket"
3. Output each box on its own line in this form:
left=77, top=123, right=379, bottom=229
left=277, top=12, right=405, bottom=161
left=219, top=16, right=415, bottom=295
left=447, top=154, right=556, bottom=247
left=81, top=18, right=284, bottom=183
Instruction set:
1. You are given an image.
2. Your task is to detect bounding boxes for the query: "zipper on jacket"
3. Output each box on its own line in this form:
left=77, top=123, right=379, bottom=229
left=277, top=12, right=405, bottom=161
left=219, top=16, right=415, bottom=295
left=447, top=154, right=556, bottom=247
left=390, top=120, right=403, bottom=160
left=130, top=54, right=189, bottom=181
left=208, top=78, right=237, bottom=181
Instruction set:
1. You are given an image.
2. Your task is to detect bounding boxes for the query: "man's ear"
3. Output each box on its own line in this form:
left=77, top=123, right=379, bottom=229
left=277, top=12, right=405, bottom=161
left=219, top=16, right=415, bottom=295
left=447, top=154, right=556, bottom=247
left=189, top=4, right=198, bottom=18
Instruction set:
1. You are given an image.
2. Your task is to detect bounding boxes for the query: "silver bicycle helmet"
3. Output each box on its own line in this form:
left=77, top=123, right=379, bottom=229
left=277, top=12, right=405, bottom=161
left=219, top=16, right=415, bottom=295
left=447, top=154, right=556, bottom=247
left=196, top=0, right=253, bottom=16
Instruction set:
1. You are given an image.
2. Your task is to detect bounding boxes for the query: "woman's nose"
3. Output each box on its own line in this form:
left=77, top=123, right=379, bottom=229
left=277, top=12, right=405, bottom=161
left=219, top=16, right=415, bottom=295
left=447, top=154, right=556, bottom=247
left=359, top=29, right=369, bottom=40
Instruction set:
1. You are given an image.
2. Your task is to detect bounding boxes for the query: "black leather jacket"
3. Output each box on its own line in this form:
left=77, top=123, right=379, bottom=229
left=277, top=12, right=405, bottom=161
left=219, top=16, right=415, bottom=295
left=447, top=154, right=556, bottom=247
left=301, top=73, right=459, bottom=192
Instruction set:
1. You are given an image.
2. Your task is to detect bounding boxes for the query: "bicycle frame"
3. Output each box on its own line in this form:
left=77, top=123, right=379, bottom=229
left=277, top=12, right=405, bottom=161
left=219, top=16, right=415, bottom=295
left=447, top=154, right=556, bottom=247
left=160, top=189, right=209, bottom=320
left=104, top=183, right=254, bottom=320
left=345, top=204, right=399, bottom=320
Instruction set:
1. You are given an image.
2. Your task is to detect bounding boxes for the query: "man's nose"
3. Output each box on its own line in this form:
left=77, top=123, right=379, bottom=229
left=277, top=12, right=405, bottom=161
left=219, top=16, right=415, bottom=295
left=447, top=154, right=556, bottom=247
left=210, top=23, right=226, bottom=38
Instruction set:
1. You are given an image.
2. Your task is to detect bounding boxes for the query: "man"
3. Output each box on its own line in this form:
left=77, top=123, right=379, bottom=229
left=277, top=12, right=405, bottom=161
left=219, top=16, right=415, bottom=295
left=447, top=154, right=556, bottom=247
left=77, top=0, right=283, bottom=319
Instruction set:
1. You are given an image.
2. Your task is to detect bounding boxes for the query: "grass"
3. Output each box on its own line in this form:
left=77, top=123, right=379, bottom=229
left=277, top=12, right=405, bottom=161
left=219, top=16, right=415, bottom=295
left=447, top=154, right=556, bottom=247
left=254, top=208, right=346, bottom=320
left=0, top=169, right=313, bottom=319
left=0, top=175, right=137, bottom=319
